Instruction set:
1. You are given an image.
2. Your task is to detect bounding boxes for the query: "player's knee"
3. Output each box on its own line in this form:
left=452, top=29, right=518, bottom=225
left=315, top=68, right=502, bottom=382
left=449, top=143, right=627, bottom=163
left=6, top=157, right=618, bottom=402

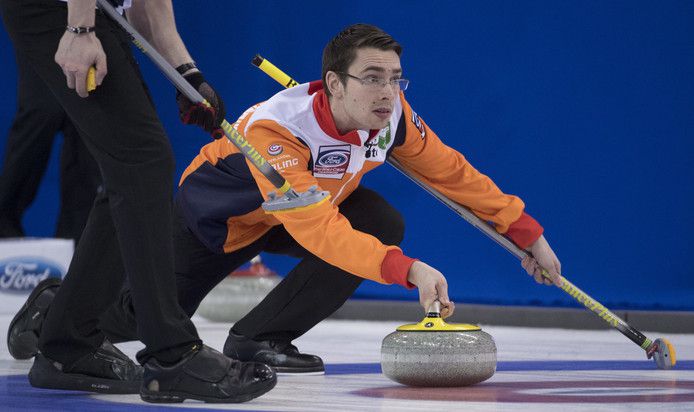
left=343, top=187, right=405, bottom=245
left=368, top=207, right=405, bottom=246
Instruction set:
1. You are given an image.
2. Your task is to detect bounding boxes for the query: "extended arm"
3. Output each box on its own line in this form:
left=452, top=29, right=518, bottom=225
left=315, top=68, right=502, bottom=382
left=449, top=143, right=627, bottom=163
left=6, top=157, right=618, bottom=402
left=126, top=0, right=194, bottom=72
left=126, top=0, right=225, bottom=137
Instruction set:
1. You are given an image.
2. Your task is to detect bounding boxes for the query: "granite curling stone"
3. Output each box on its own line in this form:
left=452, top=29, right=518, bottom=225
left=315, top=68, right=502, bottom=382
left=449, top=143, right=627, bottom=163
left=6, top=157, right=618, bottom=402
left=197, top=257, right=281, bottom=322
left=381, top=302, right=497, bottom=387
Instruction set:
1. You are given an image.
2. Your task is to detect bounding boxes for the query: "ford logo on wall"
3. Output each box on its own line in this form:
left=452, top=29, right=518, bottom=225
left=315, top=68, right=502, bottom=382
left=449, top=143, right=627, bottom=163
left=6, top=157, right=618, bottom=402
left=317, top=152, right=349, bottom=167
left=0, top=257, right=64, bottom=294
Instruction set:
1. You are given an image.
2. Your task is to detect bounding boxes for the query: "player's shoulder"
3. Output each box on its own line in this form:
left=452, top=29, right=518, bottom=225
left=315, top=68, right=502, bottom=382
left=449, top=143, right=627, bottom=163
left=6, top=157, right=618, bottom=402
left=250, top=82, right=318, bottom=126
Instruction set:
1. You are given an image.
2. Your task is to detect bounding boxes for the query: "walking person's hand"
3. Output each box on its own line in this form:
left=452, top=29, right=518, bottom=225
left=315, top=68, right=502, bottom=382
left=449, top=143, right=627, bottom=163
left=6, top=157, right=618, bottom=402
left=55, top=31, right=107, bottom=97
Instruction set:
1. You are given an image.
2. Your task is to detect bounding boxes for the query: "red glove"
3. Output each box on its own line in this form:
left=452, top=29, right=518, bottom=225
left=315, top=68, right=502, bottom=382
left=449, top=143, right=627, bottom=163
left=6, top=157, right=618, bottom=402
left=176, top=71, right=225, bottom=139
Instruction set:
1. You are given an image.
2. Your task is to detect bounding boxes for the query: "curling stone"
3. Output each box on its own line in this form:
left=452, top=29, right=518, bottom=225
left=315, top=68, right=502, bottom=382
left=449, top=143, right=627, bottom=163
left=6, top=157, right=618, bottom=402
left=197, top=256, right=281, bottom=322
left=381, top=301, right=496, bottom=387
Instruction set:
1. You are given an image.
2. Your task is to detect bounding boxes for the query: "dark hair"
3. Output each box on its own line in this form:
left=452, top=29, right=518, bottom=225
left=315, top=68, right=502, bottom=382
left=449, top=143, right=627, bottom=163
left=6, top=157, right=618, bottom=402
left=322, top=24, right=402, bottom=96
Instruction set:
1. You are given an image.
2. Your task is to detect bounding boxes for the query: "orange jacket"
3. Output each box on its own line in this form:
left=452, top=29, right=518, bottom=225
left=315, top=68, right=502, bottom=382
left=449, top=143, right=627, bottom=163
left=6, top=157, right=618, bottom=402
left=177, top=81, right=542, bottom=287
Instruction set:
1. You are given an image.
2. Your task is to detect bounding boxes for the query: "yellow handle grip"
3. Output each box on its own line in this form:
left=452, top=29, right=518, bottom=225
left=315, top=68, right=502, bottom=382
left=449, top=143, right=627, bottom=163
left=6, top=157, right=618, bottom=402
left=256, top=58, right=298, bottom=88
left=87, top=66, right=97, bottom=92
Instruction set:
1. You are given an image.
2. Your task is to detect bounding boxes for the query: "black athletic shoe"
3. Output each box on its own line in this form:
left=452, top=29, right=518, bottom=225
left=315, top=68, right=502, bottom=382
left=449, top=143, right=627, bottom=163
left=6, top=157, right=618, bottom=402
left=28, top=340, right=143, bottom=394
left=140, top=344, right=276, bottom=403
left=223, top=331, right=325, bottom=375
left=7, top=277, right=61, bottom=359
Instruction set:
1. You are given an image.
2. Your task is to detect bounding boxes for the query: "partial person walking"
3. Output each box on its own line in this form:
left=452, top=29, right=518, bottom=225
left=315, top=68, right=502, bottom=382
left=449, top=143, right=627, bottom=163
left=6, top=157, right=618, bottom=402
left=1, top=0, right=275, bottom=403
left=0, top=50, right=100, bottom=242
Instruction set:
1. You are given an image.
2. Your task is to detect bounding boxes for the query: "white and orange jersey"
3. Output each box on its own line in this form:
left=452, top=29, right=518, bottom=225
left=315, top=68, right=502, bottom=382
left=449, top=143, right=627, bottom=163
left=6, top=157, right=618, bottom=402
left=177, top=81, right=542, bottom=287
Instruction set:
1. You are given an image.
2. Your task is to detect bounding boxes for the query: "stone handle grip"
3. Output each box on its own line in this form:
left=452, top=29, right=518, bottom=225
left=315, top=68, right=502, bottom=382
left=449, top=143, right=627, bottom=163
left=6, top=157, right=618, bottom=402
left=427, top=300, right=441, bottom=315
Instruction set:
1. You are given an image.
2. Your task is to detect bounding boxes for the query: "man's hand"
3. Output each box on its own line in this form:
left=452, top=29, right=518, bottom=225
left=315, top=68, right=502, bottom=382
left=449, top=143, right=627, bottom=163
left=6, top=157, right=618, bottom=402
left=176, top=72, right=226, bottom=139
left=407, top=261, right=455, bottom=318
left=522, top=234, right=562, bottom=286
left=54, top=32, right=107, bottom=98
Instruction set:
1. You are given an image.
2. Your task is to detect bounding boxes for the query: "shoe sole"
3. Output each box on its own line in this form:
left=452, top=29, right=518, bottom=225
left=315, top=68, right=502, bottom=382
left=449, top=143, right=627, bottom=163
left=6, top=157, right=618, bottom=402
left=29, top=353, right=141, bottom=394
left=7, top=278, right=61, bottom=360
left=140, top=374, right=277, bottom=404
left=276, top=367, right=325, bottom=375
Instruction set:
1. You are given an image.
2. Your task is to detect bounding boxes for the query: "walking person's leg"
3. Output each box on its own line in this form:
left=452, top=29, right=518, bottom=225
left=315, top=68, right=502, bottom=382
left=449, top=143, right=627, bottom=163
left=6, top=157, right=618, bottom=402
left=1, top=0, right=275, bottom=402
left=98, top=203, right=267, bottom=343
left=0, top=51, right=65, bottom=237
left=55, top=118, right=101, bottom=242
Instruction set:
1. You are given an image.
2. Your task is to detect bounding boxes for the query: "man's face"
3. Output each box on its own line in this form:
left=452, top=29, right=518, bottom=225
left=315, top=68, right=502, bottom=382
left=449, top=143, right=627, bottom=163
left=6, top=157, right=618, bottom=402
left=330, top=47, right=403, bottom=132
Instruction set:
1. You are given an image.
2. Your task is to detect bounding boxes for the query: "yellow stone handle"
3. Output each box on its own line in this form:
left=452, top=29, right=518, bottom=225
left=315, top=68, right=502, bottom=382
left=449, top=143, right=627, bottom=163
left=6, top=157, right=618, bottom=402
left=87, top=66, right=97, bottom=92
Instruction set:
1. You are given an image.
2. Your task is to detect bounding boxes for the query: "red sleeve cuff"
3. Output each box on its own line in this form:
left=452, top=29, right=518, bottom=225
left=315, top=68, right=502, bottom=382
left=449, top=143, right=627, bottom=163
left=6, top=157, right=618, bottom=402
left=381, top=249, right=417, bottom=289
left=505, top=212, right=544, bottom=249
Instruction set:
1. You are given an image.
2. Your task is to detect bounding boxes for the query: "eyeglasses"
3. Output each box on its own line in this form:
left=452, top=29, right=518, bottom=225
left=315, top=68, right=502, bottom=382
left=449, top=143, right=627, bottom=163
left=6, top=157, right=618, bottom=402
left=337, top=72, right=409, bottom=91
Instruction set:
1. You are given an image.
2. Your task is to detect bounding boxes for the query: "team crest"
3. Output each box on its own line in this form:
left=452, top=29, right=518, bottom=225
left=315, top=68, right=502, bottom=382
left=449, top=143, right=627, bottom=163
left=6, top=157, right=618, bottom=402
left=377, top=123, right=392, bottom=149
left=365, top=123, right=392, bottom=160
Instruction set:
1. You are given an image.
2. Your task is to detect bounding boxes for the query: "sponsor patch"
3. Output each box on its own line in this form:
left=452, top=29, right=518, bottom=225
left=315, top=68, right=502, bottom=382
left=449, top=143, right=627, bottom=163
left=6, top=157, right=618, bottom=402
left=314, top=144, right=351, bottom=179
left=0, top=257, right=63, bottom=294
left=411, top=111, right=426, bottom=139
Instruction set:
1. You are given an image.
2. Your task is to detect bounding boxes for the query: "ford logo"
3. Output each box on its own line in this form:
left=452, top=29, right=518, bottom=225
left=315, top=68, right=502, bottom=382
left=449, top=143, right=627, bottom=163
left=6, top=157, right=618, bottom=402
left=0, top=257, right=64, bottom=294
left=318, top=153, right=349, bottom=167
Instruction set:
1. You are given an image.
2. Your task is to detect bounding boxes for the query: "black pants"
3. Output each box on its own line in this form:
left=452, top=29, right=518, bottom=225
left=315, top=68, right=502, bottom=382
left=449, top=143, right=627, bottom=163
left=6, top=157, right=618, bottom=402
left=0, top=0, right=199, bottom=365
left=99, top=186, right=405, bottom=344
left=0, top=50, right=100, bottom=241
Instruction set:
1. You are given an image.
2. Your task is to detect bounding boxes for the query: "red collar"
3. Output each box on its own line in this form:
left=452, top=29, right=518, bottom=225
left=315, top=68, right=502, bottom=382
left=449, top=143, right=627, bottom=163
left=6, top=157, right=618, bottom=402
left=311, top=85, right=380, bottom=146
